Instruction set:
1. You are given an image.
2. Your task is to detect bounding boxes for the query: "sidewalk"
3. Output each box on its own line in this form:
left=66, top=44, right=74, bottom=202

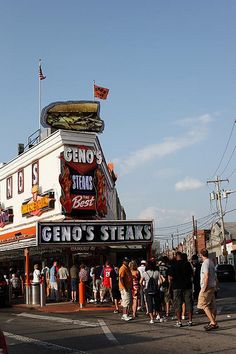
left=11, top=299, right=114, bottom=314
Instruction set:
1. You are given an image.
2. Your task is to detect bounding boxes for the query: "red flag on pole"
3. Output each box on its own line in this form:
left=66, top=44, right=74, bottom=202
left=39, top=63, right=46, bottom=80
left=94, top=84, right=109, bottom=100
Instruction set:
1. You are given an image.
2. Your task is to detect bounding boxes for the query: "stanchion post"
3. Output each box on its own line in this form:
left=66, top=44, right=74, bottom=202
left=24, top=247, right=31, bottom=304
left=40, top=282, right=46, bottom=307
left=79, top=281, right=85, bottom=308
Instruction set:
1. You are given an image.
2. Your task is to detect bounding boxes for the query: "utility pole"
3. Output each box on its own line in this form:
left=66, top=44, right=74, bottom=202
left=171, top=234, right=174, bottom=250
left=192, top=215, right=197, bottom=256
left=207, top=176, right=229, bottom=263
left=177, top=228, right=179, bottom=250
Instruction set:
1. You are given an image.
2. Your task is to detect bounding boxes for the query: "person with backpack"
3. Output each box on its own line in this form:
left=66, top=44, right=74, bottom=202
left=159, top=256, right=171, bottom=319
left=140, top=260, right=161, bottom=324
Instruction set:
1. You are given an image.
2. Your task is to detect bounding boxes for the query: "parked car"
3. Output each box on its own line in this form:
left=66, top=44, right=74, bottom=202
left=215, top=264, right=236, bottom=282
left=0, top=272, right=9, bottom=307
left=0, top=329, right=8, bottom=354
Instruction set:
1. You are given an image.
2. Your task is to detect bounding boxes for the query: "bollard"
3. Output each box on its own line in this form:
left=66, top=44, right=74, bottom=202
left=79, top=281, right=85, bottom=308
left=40, top=282, right=46, bottom=307
left=31, top=283, right=40, bottom=305
left=25, top=285, right=31, bottom=305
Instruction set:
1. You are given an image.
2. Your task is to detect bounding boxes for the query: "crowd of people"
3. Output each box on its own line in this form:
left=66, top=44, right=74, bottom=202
left=115, top=249, right=218, bottom=331
left=5, top=247, right=217, bottom=332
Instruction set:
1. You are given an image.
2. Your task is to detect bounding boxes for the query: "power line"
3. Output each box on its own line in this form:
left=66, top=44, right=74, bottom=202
left=154, top=212, right=217, bottom=231
left=227, top=166, right=236, bottom=179
left=219, top=144, right=236, bottom=177
left=210, top=119, right=236, bottom=178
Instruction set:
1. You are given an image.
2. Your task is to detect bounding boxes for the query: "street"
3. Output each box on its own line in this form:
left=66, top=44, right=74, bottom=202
left=1, top=282, right=236, bottom=354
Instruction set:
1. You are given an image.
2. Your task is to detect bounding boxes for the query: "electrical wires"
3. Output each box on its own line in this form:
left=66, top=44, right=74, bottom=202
left=210, top=120, right=236, bottom=179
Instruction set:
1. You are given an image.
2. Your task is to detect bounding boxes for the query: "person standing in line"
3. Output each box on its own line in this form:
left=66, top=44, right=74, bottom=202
left=191, top=255, right=201, bottom=302
left=129, top=260, right=141, bottom=319
left=79, top=264, right=89, bottom=302
left=32, top=264, right=41, bottom=284
left=70, top=264, right=79, bottom=302
left=119, top=257, right=133, bottom=321
left=158, top=256, right=171, bottom=318
left=41, top=262, right=50, bottom=298
left=169, top=252, right=193, bottom=327
left=90, top=264, right=102, bottom=304
left=111, top=265, right=121, bottom=314
left=140, top=260, right=161, bottom=324
left=100, top=261, right=113, bottom=303
left=49, top=261, right=59, bottom=302
left=58, top=262, right=69, bottom=301
left=197, top=249, right=218, bottom=331
left=137, top=260, right=147, bottom=312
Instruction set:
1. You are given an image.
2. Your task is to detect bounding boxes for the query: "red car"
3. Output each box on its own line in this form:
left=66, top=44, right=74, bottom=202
left=0, top=329, right=8, bottom=354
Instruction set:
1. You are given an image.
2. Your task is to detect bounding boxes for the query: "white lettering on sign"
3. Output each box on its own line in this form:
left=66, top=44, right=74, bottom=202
left=72, top=195, right=95, bottom=209
left=72, top=175, right=93, bottom=191
left=6, top=176, right=13, bottom=199
left=39, top=223, right=153, bottom=244
left=18, top=170, right=24, bottom=194
left=64, top=146, right=102, bottom=165
left=42, top=227, right=52, bottom=242
left=32, top=161, right=39, bottom=186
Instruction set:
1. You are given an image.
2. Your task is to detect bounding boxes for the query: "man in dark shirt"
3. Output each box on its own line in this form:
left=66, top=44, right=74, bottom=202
left=169, top=252, right=193, bottom=327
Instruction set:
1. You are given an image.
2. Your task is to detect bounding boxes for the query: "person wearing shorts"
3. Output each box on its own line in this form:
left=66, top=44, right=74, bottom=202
left=197, top=249, right=218, bottom=331
left=49, top=261, right=59, bottom=301
left=100, top=261, right=113, bottom=303
left=119, top=257, right=133, bottom=321
left=169, top=252, right=193, bottom=327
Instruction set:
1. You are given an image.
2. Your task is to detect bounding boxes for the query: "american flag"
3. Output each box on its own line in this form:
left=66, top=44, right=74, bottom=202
left=39, top=63, right=46, bottom=80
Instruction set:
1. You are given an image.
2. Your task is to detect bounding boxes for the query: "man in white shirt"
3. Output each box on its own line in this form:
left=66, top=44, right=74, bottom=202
left=138, top=260, right=146, bottom=311
left=197, top=249, right=218, bottom=331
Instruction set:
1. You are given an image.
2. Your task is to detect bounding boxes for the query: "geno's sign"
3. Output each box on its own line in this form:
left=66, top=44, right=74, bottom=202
left=37, top=221, right=153, bottom=245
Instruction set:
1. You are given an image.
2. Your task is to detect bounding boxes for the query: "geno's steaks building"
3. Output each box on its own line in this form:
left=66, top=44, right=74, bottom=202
left=0, top=101, right=153, bottom=273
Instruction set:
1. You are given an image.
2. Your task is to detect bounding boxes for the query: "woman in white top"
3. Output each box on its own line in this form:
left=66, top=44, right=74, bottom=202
left=140, top=260, right=161, bottom=324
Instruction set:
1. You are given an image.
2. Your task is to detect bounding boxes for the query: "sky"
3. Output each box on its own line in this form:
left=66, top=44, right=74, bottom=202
left=1, top=0, right=236, bottom=246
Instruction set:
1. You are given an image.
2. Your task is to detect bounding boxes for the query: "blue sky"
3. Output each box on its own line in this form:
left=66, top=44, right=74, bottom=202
left=1, top=1, right=236, bottom=243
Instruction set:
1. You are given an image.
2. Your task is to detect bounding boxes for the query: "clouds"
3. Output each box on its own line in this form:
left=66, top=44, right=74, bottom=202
left=175, top=176, right=204, bottom=191
left=138, top=206, right=194, bottom=227
left=114, top=114, right=213, bottom=175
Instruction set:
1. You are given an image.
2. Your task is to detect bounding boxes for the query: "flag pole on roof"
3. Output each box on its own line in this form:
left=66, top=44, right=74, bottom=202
left=93, top=80, right=95, bottom=101
left=38, top=59, right=46, bottom=134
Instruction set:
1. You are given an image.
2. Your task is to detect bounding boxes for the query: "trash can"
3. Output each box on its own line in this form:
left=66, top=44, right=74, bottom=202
left=31, top=283, right=40, bottom=305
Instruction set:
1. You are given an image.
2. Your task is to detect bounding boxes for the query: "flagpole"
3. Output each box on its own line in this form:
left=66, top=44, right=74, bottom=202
left=38, top=59, right=42, bottom=136
left=93, top=80, right=95, bottom=101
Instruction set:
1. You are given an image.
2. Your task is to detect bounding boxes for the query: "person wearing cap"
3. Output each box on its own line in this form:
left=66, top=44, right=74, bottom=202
left=119, top=257, right=133, bottom=321
left=138, top=260, right=147, bottom=312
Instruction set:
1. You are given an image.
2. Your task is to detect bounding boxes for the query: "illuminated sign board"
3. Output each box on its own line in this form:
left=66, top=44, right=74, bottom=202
left=59, top=145, right=107, bottom=217
left=37, top=221, right=153, bottom=245
left=40, top=101, right=104, bottom=133
left=21, top=189, right=55, bottom=217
